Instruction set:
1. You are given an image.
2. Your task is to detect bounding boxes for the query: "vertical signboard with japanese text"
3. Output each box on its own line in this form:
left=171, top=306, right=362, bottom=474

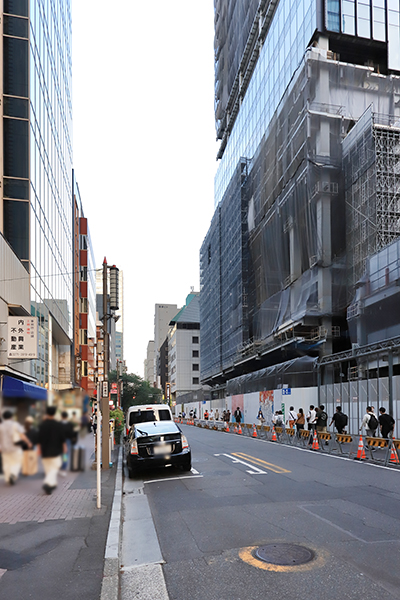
left=8, top=317, right=39, bottom=359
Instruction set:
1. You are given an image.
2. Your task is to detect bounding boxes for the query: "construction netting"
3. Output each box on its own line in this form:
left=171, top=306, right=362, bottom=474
left=226, top=356, right=318, bottom=395
left=201, top=47, right=400, bottom=384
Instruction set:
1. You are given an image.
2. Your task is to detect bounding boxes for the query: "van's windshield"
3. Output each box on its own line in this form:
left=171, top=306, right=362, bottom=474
left=129, top=408, right=171, bottom=426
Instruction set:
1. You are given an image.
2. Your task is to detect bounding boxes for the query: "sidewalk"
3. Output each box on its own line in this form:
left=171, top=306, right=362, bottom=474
left=0, top=433, right=118, bottom=600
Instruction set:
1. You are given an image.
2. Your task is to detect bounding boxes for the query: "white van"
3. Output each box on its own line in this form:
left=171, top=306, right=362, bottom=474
left=125, top=404, right=173, bottom=435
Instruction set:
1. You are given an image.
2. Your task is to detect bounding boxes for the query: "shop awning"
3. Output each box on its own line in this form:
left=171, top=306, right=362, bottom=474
left=2, top=375, right=47, bottom=401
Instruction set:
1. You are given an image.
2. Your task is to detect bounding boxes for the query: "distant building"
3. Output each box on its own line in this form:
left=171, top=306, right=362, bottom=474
left=75, top=179, right=97, bottom=404
left=154, top=304, right=178, bottom=387
left=144, top=341, right=155, bottom=385
left=168, top=293, right=201, bottom=403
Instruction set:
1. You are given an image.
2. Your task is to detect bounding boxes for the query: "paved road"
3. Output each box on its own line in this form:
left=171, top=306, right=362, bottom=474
left=123, top=424, right=400, bottom=600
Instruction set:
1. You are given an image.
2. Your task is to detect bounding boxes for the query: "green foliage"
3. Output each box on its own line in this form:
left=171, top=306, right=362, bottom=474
left=108, top=371, right=163, bottom=413
left=110, top=407, right=124, bottom=443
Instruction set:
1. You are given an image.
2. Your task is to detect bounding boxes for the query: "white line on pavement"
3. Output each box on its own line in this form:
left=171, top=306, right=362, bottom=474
left=214, top=452, right=267, bottom=475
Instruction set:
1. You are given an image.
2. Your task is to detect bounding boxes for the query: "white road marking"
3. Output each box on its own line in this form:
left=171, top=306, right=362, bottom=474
left=144, top=474, right=203, bottom=485
left=0, top=569, right=7, bottom=579
left=214, top=453, right=267, bottom=475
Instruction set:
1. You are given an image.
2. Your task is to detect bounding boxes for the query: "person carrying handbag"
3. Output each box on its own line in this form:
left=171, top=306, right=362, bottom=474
left=0, top=411, right=33, bottom=485
left=257, top=408, right=265, bottom=424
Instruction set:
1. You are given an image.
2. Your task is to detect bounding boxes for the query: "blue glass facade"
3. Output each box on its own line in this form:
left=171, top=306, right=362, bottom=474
left=29, top=0, right=73, bottom=387
left=325, top=0, right=400, bottom=69
left=215, top=0, right=317, bottom=207
left=2, top=1, right=73, bottom=388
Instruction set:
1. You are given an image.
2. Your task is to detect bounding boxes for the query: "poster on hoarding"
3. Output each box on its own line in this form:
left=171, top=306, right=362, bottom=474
left=259, top=390, right=274, bottom=423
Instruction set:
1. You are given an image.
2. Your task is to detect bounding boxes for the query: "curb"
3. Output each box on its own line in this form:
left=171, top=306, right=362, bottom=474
left=101, top=446, right=123, bottom=600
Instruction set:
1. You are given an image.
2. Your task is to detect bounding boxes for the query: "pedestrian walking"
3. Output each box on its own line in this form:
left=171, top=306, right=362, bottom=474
left=209, top=409, right=214, bottom=421
left=307, top=405, right=317, bottom=445
left=225, top=409, right=231, bottom=423
left=24, top=416, right=39, bottom=446
left=378, top=407, right=395, bottom=439
left=295, top=408, right=305, bottom=436
left=204, top=410, right=209, bottom=420
left=316, top=405, right=328, bottom=433
left=81, top=411, right=91, bottom=434
left=286, top=406, right=297, bottom=429
left=215, top=409, right=220, bottom=421
left=330, top=406, right=347, bottom=434
left=234, top=407, right=242, bottom=424
left=37, top=406, right=67, bottom=495
left=257, top=408, right=265, bottom=425
left=60, top=411, right=77, bottom=476
left=92, top=410, right=98, bottom=435
left=360, top=406, right=379, bottom=438
left=0, top=411, right=32, bottom=485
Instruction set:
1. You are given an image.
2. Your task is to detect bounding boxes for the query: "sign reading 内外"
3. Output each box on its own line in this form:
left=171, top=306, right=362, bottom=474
left=7, top=316, right=38, bottom=359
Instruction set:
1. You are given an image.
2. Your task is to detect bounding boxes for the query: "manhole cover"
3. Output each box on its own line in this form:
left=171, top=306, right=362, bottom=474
left=254, top=543, right=314, bottom=566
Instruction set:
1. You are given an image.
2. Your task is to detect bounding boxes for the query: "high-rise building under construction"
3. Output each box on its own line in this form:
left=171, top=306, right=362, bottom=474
left=200, top=0, right=400, bottom=391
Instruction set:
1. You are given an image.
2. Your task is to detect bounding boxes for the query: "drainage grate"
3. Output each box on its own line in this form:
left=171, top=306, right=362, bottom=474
left=254, top=543, right=314, bottom=566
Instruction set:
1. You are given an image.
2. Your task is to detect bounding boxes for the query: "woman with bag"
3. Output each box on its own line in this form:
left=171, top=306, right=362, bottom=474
left=257, top=408, right=265, bottom=425
left=295, top=408, right=305, bottom=437
left=0, top=411, right=32, bottom=485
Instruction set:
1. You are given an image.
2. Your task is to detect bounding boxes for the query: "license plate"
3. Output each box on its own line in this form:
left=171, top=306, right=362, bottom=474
left=153, top=444, right=171, bottom=455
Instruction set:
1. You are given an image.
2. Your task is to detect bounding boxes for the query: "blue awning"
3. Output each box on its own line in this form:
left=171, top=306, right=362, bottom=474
left=2, top=376, right=47, bottom=401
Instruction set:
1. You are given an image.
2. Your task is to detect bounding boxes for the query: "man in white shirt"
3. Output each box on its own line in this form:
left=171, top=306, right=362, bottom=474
left=307, top=405, right=317, bottom=445
left=286, top=406, right=297, bottom=429
left=360, top=406, right=379, bottom=444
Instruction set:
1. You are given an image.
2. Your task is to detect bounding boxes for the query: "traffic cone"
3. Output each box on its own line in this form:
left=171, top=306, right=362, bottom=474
left=238, top=424, right=242, bottom=435
left=225, top=422, right=230, bottom=433
left=252, top=424, right=257, bottom=438
left=356, top=435, right=366, bottom=460
left=233, top=424, right=237, bottom=434
left=272, top=426, right=277, bottom=441
left=389, top=444, right=400, bottom=464
left=311, top=429, right=319, bottom=450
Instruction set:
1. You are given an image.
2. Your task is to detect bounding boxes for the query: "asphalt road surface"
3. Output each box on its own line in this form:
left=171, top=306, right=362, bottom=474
left=132, top=424, right=400, bottom=600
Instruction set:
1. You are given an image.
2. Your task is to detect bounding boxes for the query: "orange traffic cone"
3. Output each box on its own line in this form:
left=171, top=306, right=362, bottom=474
left=238, top=424, right=242, bottom=435
left=233, top=424, right=237, bottom=434
left=272, top=426, right=277, bottom=441
left=225, top=422, right=230, bottom=433
left=389, top=444, right=400, bottom=464
left=252, top=424, right=257, bottom=438
left=311, top=429, right=319, bottom=450
left=356, top=435, right=366, bottom=460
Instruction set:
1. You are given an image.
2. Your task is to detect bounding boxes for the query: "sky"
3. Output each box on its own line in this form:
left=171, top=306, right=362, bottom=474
left=72, top=1, right=218, bottom=377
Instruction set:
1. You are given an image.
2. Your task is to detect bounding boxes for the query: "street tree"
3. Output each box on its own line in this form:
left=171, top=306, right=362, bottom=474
left=108, top=371, right=162, bottom=412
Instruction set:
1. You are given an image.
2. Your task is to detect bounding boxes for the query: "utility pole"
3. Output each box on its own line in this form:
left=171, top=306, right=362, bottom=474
left=100, top=258, right=119, bottom=470
left=101, top=257, right=110, bottom=470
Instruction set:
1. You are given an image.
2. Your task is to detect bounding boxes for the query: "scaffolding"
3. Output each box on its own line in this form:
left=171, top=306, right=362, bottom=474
left=343, top=107, right=400, bottom=298
left=201, top=47, right=400, bottom=386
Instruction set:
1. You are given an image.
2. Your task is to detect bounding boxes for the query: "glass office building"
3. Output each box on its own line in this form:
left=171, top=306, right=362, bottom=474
left=201, top=0, right=400, bottom=387
left=2, top=0, right=73, bottom=390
